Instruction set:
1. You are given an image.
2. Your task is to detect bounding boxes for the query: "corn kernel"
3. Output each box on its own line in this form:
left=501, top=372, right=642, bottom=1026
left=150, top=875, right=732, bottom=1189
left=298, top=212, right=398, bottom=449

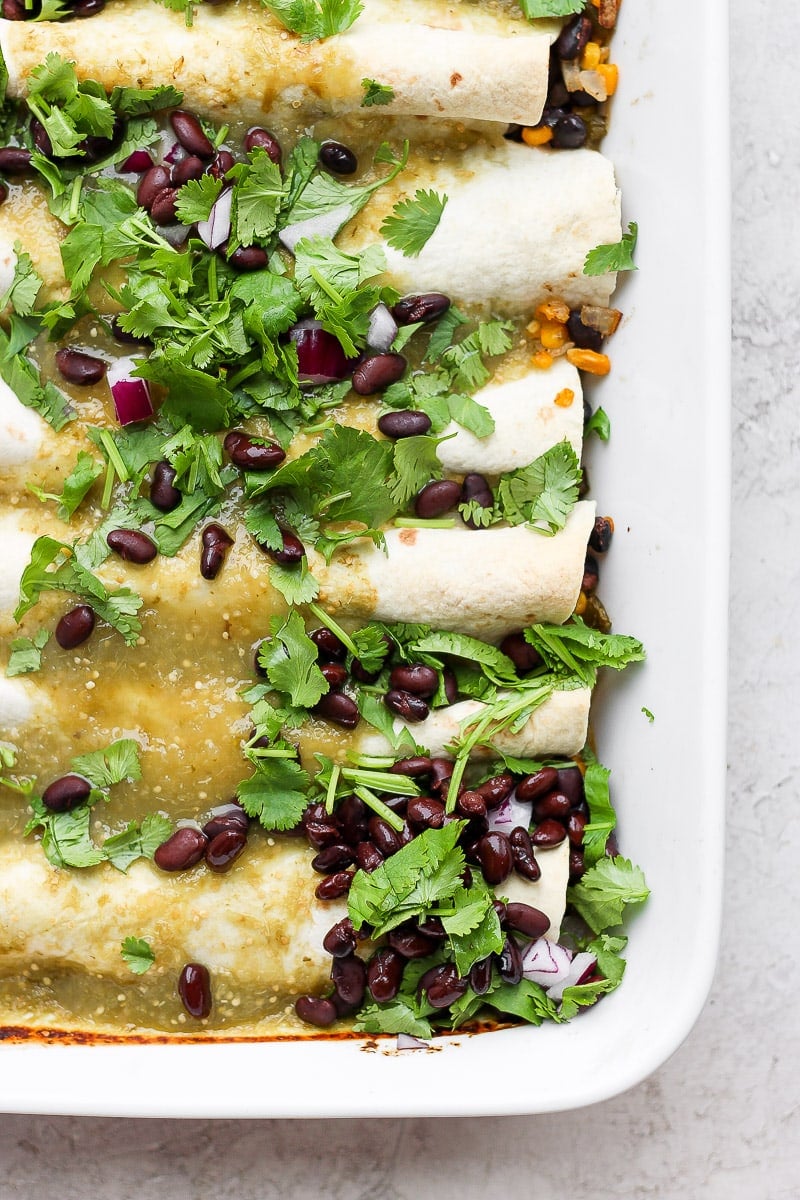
left=531, top=351, right=554, bottom=370
left=522, top=125, right=553, bottom=147
left=581, top=42, right=602, bottom=71
left=535, top=299, right=571, bottom=324
left=566, top=348, right=611, bottom=375
left=554, top=388, right=575, bottom=408
left=597, top=63, right=619, bottom=95
left=525, top=318, right=541, bottom=337
left=574, top=592, right=588, bottom=617
left=540, top=320, right=568, bottom=350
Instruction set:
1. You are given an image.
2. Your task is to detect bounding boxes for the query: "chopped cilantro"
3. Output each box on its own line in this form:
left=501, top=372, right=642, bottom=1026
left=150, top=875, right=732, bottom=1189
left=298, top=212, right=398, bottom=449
left=0, top=245, right=43, bottom=316
left=522, top=618, right=645, bottom=686
left=268, top=560, right=320, bottom=605
left=585, top=405, right=611, bottom=440
left=259, top=611, right=328, bottom=708
left=380, top=189, right=448, bottom=257
left=28, top=450, right=102, bottom=521
left=120, top=936, right=156, bottom=975
left=584, top=222, right=639, bottom=276
left=567, top=856, right=650, bottom=933
left=0, top=328, right=73, bottom=431
left=517, top=0, right=583, bottom=18
left=71, top=738, right=142, bottom=790
left=495, top=441, right=581, bottom=533
left=237, top=756, right=311, bottom=831
left=5, top=630, right=50, bottom=678
left=642, top=706, right=655, bottom=723
left=261, top=0, right=364, bottom=42
left=173, top=174, right=224, bottom=225
left=105, top=813, right=172, bottom=872
left=360, top=78, right=394, bottom=107
left=25, top=797, right=105, bottom=870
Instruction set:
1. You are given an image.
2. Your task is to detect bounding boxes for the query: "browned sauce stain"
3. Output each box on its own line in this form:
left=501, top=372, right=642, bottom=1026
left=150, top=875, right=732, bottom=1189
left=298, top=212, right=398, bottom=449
left=398, top=528, right=418, bottom=546
left=450, top=72, right=463, bottom=88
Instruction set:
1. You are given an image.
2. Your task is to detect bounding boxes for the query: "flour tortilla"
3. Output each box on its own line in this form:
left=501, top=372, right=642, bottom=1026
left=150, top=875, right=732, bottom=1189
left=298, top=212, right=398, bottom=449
left=357, top=687, right=591, bottom=761
left=0, top=0, right=555, bottom=127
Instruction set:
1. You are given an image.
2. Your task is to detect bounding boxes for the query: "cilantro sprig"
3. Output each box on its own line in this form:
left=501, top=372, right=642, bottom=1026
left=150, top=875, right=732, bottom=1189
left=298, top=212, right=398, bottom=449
left=261, top=0, right=364, bottom=42
left=380, top=189, right=448, bottom=258
left=584, top=222, right=638, bottom=276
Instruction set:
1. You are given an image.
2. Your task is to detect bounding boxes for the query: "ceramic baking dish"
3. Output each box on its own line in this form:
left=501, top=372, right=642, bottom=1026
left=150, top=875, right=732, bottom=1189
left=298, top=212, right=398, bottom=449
left=0, top=0, right=729, bottom=1116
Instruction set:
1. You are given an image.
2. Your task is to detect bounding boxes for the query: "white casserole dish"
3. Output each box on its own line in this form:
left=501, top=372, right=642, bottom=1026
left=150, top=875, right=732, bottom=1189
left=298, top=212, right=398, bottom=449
left=0, top=0, right=730, bottom=1116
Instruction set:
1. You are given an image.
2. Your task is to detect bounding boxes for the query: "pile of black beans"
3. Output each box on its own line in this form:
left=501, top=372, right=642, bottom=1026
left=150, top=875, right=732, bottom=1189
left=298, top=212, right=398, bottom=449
left=153, top=802, right=251, bottom=874
left=295, top=758, right=605, bottom=1027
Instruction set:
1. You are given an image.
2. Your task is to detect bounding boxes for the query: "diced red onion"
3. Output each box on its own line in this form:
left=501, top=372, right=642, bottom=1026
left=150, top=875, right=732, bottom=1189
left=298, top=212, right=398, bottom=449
left=279, top=203, right=353, bottom=253
left=396, top=1034, right=429, bottom=1052
left=521, top=937, right=573, bottom=986
left=162, top=138, right=185, bottom=165
left=546, top=952, right=597, bottom=1001
left=107, top=356, right=154, bottom=426
left=366, top=303, right=398, bottom=352
left=486, top=789, right=532, bottom=835
left=197, top=188, right=233, bottom=250
left=289, top=318, right=350, bottom=385
left=120, top=149, right=154, bottom=174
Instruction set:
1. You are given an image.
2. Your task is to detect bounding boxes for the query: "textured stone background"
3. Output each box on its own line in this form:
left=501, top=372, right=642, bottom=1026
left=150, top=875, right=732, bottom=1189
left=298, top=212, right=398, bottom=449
left=2, top=2, right=797, bottom=1195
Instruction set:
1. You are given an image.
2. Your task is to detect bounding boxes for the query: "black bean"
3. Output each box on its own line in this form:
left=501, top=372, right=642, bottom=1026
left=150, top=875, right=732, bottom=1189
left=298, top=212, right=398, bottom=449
left=425, top=964, right=468, bottom=1009
left=320, top=661, right=347, bottom=690
left=149, top=186, right=179, bottom=225
left=475, top=773, right=515, bottom=810
left=203, top=807, right=248, bottom=839
left=476, top=832, right=514, bottom=884
left=336, top=795, right=369, bottom=844
left=304, top=819, right=342, bottom=850
left=510, top=826, right=541, bottom=881
left=390, top=755, right=434, bottom=779
left=589, top=515, right=615, bottom=554
left=0, top=147, right=32, bottom=174
left=106, top=528, right=158, bottom=564
left=368, top=816, right=402, bottom=857
left=461, top=473, right=494, bottom=526
left=137, top=165, right=171, bottom=210
left=533, top=791, right=572, bottom=822
left=323, top=917, right=357, bottom=958
left=208, top=150, right=235, bottom=181
left=392, top=293, right=451, bottom=326
left=245, top=127, right=282, bottom=165
left=30, top=118, right=53, bottom=158
left=493, top=899, right=507, bottom=925
left=469, top=957, right=493, bottom=996
left=1, top=0, right=28, bottom=17
left=499, top=631, right=543, bottom=674
left=42, top=774, right=92, bottom=813
left=557, top=766, right=585, bottom=807
left=555, top=14, right=592, bottom=60
left=154, top=827, right=208, bottom=872
left=331, top=954, right=366, bottom=1008
left=313, top=691, right=360, bottom=730
left=505, top=902, right=551, bottom=940
left=367, top=948, right=405, bottom=1002
left=569, top=848, right=586, bottom=882
left=303, top=801, right=332, bottom=826
left=352, top=353, right=407, bottom=396
left=171, top=110, right=214, bottom=159
left=265, top=529, right=305, bottom=565
left=229, top=244, right=269, bottom=271
left=406, top=796, right=445, bottom=831
left=0, top=182, right=6, bottom=206
left=388, top=664, right=438, bottom=698
left=149, top=461, right=181, bottom=512
left=442, top=668, right=458, bottom=705
left=355, top=841, right=384, bottom=872
left=55, top=604, right=95, bottom=650
left=456, top=790, right=487, bottom=818
left=171, top=154, right=205, bottom=185
left=377, top=410, right=432, bottom=440
left=178, top=963, right=212, bottom=1018
left=54, top=347, right=106, bottom=386
left=310, top=627, right=347, bottom=661
left=350, top=658, right=381, bottom=684
left=224, top=430, right=286, bottom=471
left=429, top=758, right=454, bottom=796
left=73, top=0, right=106, bottom=15
left=205, top=828, right=247, bottom=872
left=552, top=113, right=588, bottom=150
left=414, top=479, right=462, bottom=519
left=200, top=522, right=234, bottom=581
left=295, top=995, right=337, bottom=1027
left=319, top=140, right=357, bottom=175
left=531, top=818, right=568, bottom=848
left=497, top=937, right=523, bottom=986
left=583, top=553, right=599, bottom=594
left=311, top=843, right=355, bottom=874
left=315, top=870, right=354, bottom=900
left=567, top=308, right=604, bottom=352
left=567, top=811, right=587, bottom=847
left=571, top=89, right=599, bottom=109
left=387, top=928, right=437, bottom=959
left=384, top=689, right=429, bottom=723
left=516, top=767, right=559, bottom=802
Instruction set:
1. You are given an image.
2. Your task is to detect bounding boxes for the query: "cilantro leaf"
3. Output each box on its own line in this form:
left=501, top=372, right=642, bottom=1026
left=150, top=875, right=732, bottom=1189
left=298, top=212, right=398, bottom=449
left=580, top=754, right=616, bottom=866
left=517, top=0, right=585, bottom=16
left=269, top=560, right=320, bottom=605
left=105, top=814, right=172, bottom=873
left=584, top=222, right=639, bottom=276
left=6, top=630, right=50, bottom=678
left=380, top=189, right=448, bottom=257
left=568, top=856, right=650, bottom=933
left=348, top=822, right=467, bottom=936
left=260, top=610, right=328, bottom=708
left=585, top=405, right=611, bottom=441
left=71, top=738, right=142, bottom=790
left=237, top=757, right=311, bottom=830
left=0, top=245, right=43, bottom=316
left=446, top=392, right=496, bottom=439
left=14, top=536, right=143, bottom=645
left=360, top=78, right=394, bottom=107
left=25, top=796, right=105, bottom=869
left=0, top=329, right=72, bottom=431
left=403, top=629, right=518, bottom=683
left=522, top=618, right=646, bottom=686
left=495, top=440, right=581, bottom=533
left=262, top=0, right=364, bottom=42
left=229, top=150, right=284, bottom=247
left=438, top=320, right=513, bottom=391
left=440, top=882, right=504, bottom=976
left=28, top=450, right=102, bottom=521
left=355, top=1000, right=432, bottom=1038
left=120, top=936, right=156, bottom=975
left=389, top=435, right=442, bottom=507
left=174, top=174, right=223, bottom=225
left=481, top=978, right=560, bottom=1026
